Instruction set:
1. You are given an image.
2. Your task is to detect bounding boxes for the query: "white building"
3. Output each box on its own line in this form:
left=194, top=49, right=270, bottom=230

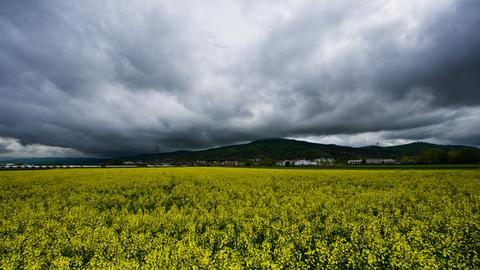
left=315, top=158, right=335, bottom=165
left=294, top=159, right=317, bottom=166
left=365, top=158, right=396, bottom=164
left=347, top=159, right=363, bottom=165
left=276, top=158, right=335, bottom=166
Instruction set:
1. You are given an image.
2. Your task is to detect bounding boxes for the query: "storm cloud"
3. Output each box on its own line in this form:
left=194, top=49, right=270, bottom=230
left=0, top=0, right=479, bottom=157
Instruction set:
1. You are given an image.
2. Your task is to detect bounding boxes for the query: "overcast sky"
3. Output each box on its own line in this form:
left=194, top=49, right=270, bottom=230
left=1, top=0, right=479, bottom=158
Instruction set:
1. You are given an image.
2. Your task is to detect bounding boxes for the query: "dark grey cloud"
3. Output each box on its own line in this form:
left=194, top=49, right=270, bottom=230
left=373, top=0, right=480, bottom=106
left=235, top=0, right=480, bottom=143
left=0, top=144, right=8, bottom=154
left=0, top=0, right=479, bottom=157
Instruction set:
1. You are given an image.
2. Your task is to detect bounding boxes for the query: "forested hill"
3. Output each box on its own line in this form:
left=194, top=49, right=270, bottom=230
left=112, top=138, right=480, bottom=164
left=2, top=139, right=479, bottom=165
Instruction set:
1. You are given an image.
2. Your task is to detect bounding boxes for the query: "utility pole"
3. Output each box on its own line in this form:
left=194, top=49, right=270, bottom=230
left=155, top=145, right=160, bottom=165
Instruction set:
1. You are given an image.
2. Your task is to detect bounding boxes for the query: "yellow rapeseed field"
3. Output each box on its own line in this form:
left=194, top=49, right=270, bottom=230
left=1, top=168, right=479, bottom=269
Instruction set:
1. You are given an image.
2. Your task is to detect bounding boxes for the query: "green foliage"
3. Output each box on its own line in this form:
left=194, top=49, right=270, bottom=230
left=415, top=148, right=479, bottom=164
left=418, top=149, right=449, bottom=164
left=448, top=149, right=479, bottom=164
left=259, top=158, right=276, bottom=166
left=399, top=156, right=416, bottom=164
left=1, top=168, right=479, bottom=269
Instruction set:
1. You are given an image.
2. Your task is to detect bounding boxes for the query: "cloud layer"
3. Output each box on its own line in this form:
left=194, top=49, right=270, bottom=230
left=0, top=137, right=83, bottom=159
left=0, top=0, right=479, bottom=157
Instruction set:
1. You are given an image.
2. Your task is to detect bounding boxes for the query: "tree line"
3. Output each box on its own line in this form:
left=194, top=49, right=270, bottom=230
left=400, top=148, right=479, bottom=164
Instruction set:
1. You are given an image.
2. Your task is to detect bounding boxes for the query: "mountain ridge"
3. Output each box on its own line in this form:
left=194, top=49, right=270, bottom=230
left=2, top=138, right=479, bottom=165
left=111, top=138, right=480, bottom=164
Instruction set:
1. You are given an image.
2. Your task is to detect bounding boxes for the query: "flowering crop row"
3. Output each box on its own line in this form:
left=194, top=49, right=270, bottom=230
left=1, top=168, right=479, bottom=269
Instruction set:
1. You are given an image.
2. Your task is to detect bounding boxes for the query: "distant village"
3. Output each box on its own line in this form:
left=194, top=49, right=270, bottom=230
left=346, top=158, right=397, bottom=165
left=168, top=157, right=338, bottom=167
left=0, top=157, right=402, bottom=169
left=157, top=157, right=399, bottom=167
